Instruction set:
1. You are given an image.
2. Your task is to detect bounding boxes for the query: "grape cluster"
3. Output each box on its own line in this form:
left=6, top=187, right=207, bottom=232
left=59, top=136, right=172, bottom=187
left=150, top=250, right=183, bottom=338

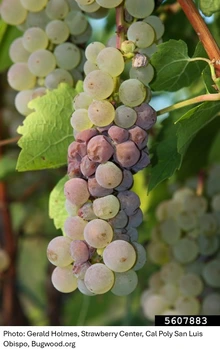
left=141, top=167, right=220, bottom=320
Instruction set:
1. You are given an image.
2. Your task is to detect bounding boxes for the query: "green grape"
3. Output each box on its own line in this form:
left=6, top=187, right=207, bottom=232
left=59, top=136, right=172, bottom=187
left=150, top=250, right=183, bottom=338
left=66, top=0, right=80, bottom=10
left=148, top=271, right=164, bottom=291
left=132, top=242, right=146, bottom=271
left=198, top=234, right=219, bottom=256
left=176, top=211, right=197, bottom=231
left=95, top=162, right=123, bottom=189
left=179, top=272, right=204, bottom=297
left=93, top=195, right=120, bottom=219
left=198, top=213, right=217, bottom=236
left=127, top=22, right=155, bottom=48
left=114, top=105, right=137, bottom=128
left=147, top=241, right=170, bottom=265
left=45, top=69, right=74, bottom=90
left=83, top=70, right=114, bottom=100
left=52, top=265, right=78, bottom=293
left=71, top=109, right=93, bottom=132
left=77, top=1, right=100, bottom=13
left=160, top=218, right=181, bottom=245
left=84, top=263, right=115, bottom=294
left=15, top=90, right=34, bottom=116
left=76, top=0, right=95, bottom=4
left=0, top=0, right=27, bottom=25
left=7, top=63, right=36, bottom=91
left=129, top=64, right=154, bottom=85
left=172, top=238, right=199, bottom=264
left=46, top=20, right=70, bottom=44
left=175, top=296, right=200, bottom=315
left=125, top=0, right=155, bottom=19
left=85, top=42, right=106, bottom=63
left=84, top=219, right=113, bottom=248
left=96, top=47, right=125, bottom=77
left=0, top=249, right=10, bottom=272
left=119, top=79, right=146, bottom=107
left=83, top=60, right=98, bottom=75
left=46, top=0, right=69, bottom=19
left=202, top=293, right=220, bottom=315
left=9, top=38, right=30, bottom=63
left=96, top=0, right=123, bottom=8
left=21, top=10, right=50, bottom=31
left=155, top=199, right=181, bottom=221
left=87, top=6, right=109, bottom=19
left=71, top=22, right=92, bottom=44
left=22, top=27, right=48, bottom=53
left=28, top=49, right=56, bottom=77
left=73, top=92, right=93, bottom=110
left=212, top=193, right=220, bottom=211
left=47, top=236, right=73, bottom=267
left=88, top=100, right=115, bottom=126
left=77, top=279, right=95, bottom=296
left=20, top=0, right=48, bottom=12
left=172, top=187, right=194, bottom=206
left=32, top=87, right=46, bottom=99
left=202, top=259, right=220, bottom=288
left=64, top=10, right=88, bottom=35
left=159, top=284, right=178, bottom=306
left=54, top=43, right=81, bottom=70
left=160, top=261, right=184, bottom=283
left=103, top=240, right=136, bottom=272
left=139, top=43, right=158, bottom=58
left=111, top=270, right=138, bottom=296
left=144, top=15, right=165, bottom=40
left=142, top=294, right=169, bottom=321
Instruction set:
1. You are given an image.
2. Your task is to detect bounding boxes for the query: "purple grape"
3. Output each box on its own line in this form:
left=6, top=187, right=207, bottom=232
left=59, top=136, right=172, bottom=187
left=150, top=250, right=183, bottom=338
left=108, top=125, right=129, bottom=143
left=80, top=155, right=98, bottom=177
left=127, top=208, right=143, bottom=228
left=70, top=240, right=90, bottom=264
left=68, top=141, right=87, bottom=159
left=115, top=169, right=133, bottom=191
left=88, top=177, right=113, bottom=197
left=134, top=103, right=157, bottom=130
left=78, top=202, right=97, bottom=220
left=115, top=141, right=140, bottom=168
left=117, top=190, right=141, bottom=216
left=109, top=210, right=128, bottom=229
left=75, top=128, right=98, bottom=143
left=129, top=126, right=148, bottom=149
left=87, top=135, right=114, bottom=163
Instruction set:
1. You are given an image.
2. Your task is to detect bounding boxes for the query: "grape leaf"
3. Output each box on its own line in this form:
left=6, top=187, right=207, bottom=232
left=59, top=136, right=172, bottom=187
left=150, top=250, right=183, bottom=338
left=202, top=65, right=217, bottom=93
left=49, top=175, right=69, bottom=232
left=16, top=83, right=75, bottom=171
left=176, top=101, right=220, bottom=154
left=150, top=40, right=207, bottom=92
left=199, top=0, right=220, bottom=16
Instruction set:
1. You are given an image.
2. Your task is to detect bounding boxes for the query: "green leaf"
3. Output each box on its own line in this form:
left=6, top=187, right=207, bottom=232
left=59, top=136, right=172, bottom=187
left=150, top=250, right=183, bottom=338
left=177, top=101, right=220, bottom=155
left=202, top=65, right=217, bottom=93
left=16, top=83, right=76, bottom=171
left=199, top=0, right=220, bottom=16
left=49, top=175, right=69, bottom=232
left=0, top=155, right=16, bottom=179
left=150, top=40, right=207, bottom=92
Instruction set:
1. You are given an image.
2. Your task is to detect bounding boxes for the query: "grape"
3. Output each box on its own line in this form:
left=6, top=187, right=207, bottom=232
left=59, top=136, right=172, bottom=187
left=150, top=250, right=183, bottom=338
left=65, top=199, right=78, bottom=216
left=156, top=199, right=180, bottom=222
left=20, top=0, right=47, bottom=12
left=84, top=219, right=113, bottom=248
left=77, top=279, right=95, bottom=296
left=66, top=0, right=80, bottom=10
left=88, top=177, right=113, bottom=197
left=159, top=284, right=178, bottom=306
left=46, top=0, right=69, bottom=19
left=87, top=6, right=109, bottom=19
left=75, top=128, right=98, bottom=143
left=212, top=193, right=220, bottom=211
left=78, top=202, right=97, bottom=221
left=64, top=10, right=88, bottom=35
left=172, top=238, right=199, bottom=264
left=117, top=191, right=140, bottom=216
left=115, top=170, right=133, bottom=191
left=160, top=218, right=181, bottom=245
left=202, top=259, right=220, bottom=288
left=93, top=195, right=120, bottom=219
left=134, top=103, right=157, bottom=130
left=95, top=162, right=123, bottom=189
left=77, top=2, right=100, bottom=13
left=144, top=15, right=165, bottom=40
left=115, top=141, right=140, bottom=168
left=103, top=240, right=136, bottom=272
left=175, top=296, right=200, bottom=315
left=64, top=178, right=90, bottom=206
left=111, top=270, right=138, bottom=296
left=127, top=208, right=143, bottom=228
left=96, top=0, right=123, bottom=9
left=88, top=100, right=115, bottom=127
left=9, top=38, right=30, bottom=63
left=32, top=87, right=46, bottom=99
left=139, top=43, right=158, bottom=57
left=83, top=60, right=99, bottom=75
left=7, top=63, right=36, bottom=91
left=160, top=262, right=183, bottom=283
left=83, top=70, right=114, bottom=100
left=28, top=50, right=56, bottom=77
left=173, top=187, right=194, bottom=205
left=0, top=0, right=27, bottom=25
left=71, top=22, right=92, bottom=44
left=52, top=265, right=78, bottom=293
left=76, top=0, right=95, bottom=5
left=176, top=211, right=197, bottom=231
left=108, top=210, right=128, bottom=229
left=45, top=69, right=74, bottom=90
left=198, top=234, right=219, bottom=256
left=21, top=10, right=50, bottom=31
left=127, top=22, right=155, bottom=48
left=54, top=43, right=81, bottom=70
left=119, top=79, right=146, bottom=107
left=0, top=249, right=10, bottom=272
left=22, top=28, right=48, bottom=53
left=125, top=0, right=155, bottom=19
left=114, top=105, right=137, bottom=128
left=148, top=272, right=164, bottom=291
left=128, top=126, right=148, bottom=149
left=73, top=92, right=93, bottom=110
left=71, top=109, right=93, bottom=132
left=132, top=242, right=146, bottom=271
left=46, top=20, right=70, bottom=44
left=126, top=227, right=138, bottom=242
left=80, top=156, right=97, bottom=177
left=147, top=241, right=170, bottom=265
left=47, top=236, right=73, bottom=267
left=68, top=158, right=81, bottom=177
left=198, top=213, right=217, bottom=236
left=70, top=240, right=89, bottom=263
left=15, top=90, right=33, bottom=116
left=85, top=42, right=106, bottom=63
left=108, top=126, right=129, bottom=144
left=84, top=263, right=114, bottom=294
left=96, top=47, right=124, bottom=77
left=202, top=293, right=220, bottom=315
left=64, top=216, right=87, bottom=240
left=142, top=294, right=168, bottom=321
left=87, top=135, right=114, bottom=163
left=178, top=273, right=203, bottom=297
left=129, top=64, right=154, bottom=85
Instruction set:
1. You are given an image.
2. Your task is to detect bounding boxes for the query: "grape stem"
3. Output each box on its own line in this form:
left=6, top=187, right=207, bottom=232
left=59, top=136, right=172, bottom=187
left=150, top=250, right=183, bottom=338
left=177, top=0, right=220, bottom=77
left=196, top=170, right=206, bottom=196
left=157, top=93, right=220, bottom=116
left=0, top=136, right=20, bottom=147
left=116, top=2, right=126, bottom=49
